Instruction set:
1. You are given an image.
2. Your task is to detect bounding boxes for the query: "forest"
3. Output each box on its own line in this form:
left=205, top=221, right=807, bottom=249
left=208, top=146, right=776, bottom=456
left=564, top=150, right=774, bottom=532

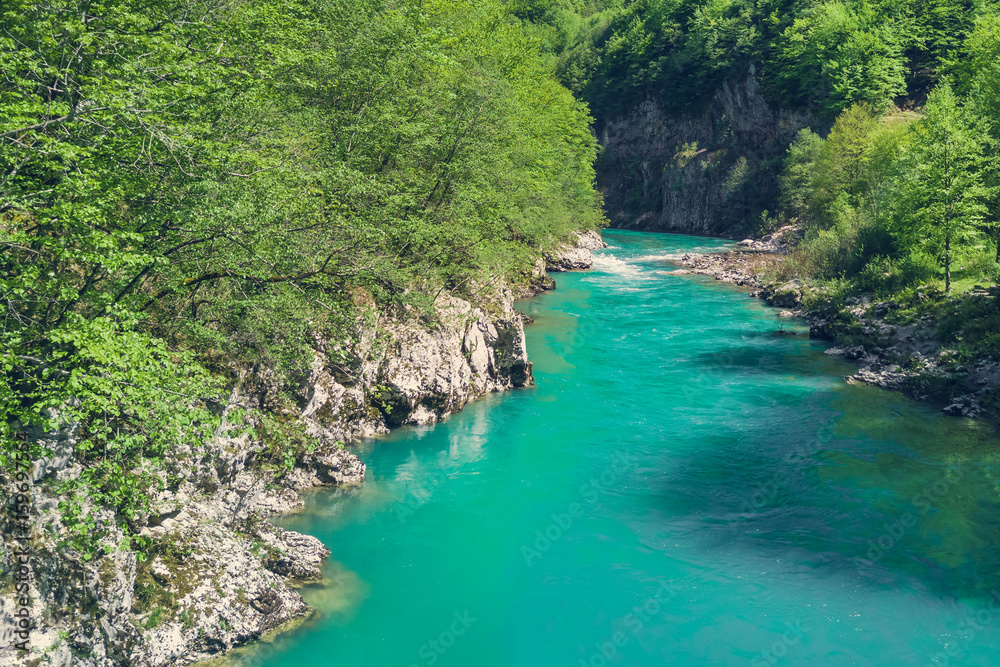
left=6, top=1, right=1000, bottom=662
left=5, top=0, right=1000, bottom=559
left=0, top=0, right=602, bottom=549
left=518, top=0, right=1000, bottom=349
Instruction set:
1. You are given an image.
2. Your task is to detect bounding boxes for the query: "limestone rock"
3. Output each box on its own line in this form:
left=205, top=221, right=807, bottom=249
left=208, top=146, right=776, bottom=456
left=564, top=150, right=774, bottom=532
left=573, top=230, right=609, bottom=250
left=546, top=247, right=593, bottom=271
left=544, top=230, right=608, bottom=272
left=824, top=346, right=867, bottom=360
left=0, top=281, right=537, bottom=667
left=809, top=319, right=835, bottom=340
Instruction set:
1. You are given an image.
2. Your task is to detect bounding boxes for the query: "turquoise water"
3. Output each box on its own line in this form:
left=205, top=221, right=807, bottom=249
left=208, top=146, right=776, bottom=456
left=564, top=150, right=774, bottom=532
left=251, top=231, right=1000, bottom=667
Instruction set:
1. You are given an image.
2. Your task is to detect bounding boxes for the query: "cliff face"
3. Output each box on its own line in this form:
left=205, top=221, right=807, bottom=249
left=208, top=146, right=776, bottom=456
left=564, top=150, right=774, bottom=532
left=598, top=71, right=811, bottom=237
left=0, top=286, right=539, bottom=666
left=297, top=288, right=534, bottom=442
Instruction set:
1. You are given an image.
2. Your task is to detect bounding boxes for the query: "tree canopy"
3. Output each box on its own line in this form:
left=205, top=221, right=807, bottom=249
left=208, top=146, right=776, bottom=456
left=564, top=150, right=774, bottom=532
left=514, top=0, right=994, bottom=121
left=1, top=0, right=603, bottom=547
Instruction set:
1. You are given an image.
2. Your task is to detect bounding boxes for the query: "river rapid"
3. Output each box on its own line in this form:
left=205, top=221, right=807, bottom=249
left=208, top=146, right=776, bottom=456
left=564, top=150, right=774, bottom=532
left=246, top=231, right=1000, bottom=666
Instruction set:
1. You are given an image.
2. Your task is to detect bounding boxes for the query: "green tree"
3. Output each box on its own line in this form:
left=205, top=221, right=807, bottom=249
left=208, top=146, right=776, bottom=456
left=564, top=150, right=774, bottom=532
left=964, top=13, right=1000, bottom=260
left=780, top=128, right=825, bottom=219
left=896, top=85, right=993, bottom=291
left=1, top=0, right=604, bottom=553
left=770, top=1, right=909, bottom=117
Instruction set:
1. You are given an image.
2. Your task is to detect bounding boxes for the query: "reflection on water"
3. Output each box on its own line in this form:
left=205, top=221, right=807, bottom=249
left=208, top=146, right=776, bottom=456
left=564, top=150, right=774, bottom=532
left=255, top=230, right=1000, bottom=667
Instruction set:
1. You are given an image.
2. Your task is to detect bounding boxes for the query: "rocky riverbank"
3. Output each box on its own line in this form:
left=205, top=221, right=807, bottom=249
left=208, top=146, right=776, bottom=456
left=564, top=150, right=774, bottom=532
left=0, top=234, right=605, bottom=667
left=672, top=242, right=1000, bottom=422
left=544, top=230, right=609, bottom=272
left=517, top=230, right=609, bottom=297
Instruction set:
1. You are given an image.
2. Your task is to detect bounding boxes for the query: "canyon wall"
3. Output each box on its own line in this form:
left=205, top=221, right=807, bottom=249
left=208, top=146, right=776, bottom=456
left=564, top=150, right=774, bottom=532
left=598, top=71, right=812, bottom=237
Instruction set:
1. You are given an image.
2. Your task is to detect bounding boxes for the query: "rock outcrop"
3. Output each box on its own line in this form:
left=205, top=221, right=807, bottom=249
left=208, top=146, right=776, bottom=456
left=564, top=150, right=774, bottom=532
left=818, top=299, right=1000, bottom=419
left=674, top=251, right=763, bottom=288
left=0, top=285, right=537, bottom=666
left=300, top=289, right=534, bottom=437
left=760, top=281, right=803, bottom=309
left=544, top=230, right=609, bottom=272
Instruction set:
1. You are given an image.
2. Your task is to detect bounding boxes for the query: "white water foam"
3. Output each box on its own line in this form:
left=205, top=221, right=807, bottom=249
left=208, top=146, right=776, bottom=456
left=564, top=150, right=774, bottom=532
left=591, top=253, right=645, bottom=278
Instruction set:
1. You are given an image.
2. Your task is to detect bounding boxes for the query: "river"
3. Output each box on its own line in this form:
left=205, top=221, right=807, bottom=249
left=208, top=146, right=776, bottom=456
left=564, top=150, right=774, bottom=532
left=245, top=231, right=1000, bottom=666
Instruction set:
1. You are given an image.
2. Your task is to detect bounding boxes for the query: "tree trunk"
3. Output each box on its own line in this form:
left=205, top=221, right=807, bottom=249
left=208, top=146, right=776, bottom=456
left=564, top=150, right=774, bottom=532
left=945, top=234, right=952, bottom=293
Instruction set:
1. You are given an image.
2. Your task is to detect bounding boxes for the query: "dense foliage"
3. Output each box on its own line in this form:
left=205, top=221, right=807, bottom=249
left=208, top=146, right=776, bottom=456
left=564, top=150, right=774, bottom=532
left=513, top=0, right=1000, bottom=295
left=518, top=0, right=995, bottom=120
left=781, top=88, right=998, bottom=296
left=1, top=0, right=602, bottom=548
left=7, top=0, right=1000, bottom=555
